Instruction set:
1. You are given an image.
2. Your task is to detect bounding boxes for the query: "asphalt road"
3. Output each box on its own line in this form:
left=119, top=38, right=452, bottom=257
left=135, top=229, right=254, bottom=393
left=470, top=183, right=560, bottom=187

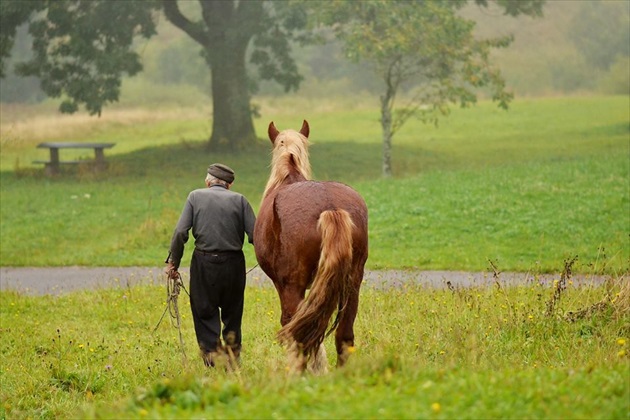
left=0, top=266, right=613, bottom=296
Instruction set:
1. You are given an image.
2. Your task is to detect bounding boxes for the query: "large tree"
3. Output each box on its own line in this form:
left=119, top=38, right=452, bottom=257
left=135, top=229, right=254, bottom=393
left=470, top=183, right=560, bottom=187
left=312, top=0, right=544, bottom=177
left=0, top=0, right=308, bottom=150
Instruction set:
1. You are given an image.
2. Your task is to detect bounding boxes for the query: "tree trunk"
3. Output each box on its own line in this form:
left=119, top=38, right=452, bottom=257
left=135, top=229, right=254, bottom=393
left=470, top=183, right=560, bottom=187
left=162, top=0, right=260, bottom=152
left=207, top=42, right=256, bottom=151
left=380, top=92, right=394, bottom=178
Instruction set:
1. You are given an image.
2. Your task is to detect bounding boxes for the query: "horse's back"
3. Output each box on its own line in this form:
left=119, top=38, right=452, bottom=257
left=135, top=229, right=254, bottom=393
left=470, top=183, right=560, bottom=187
left=276, top=181, right=367, bottom=231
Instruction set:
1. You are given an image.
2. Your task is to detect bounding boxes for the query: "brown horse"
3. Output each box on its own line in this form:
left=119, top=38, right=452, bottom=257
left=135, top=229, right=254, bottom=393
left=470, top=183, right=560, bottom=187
left=254, top=120, right=368, bottom=373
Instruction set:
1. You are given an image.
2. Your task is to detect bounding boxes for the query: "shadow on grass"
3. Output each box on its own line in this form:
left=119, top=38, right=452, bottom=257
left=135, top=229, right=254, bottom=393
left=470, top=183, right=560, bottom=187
left=5, top=140, right=458, bottom=185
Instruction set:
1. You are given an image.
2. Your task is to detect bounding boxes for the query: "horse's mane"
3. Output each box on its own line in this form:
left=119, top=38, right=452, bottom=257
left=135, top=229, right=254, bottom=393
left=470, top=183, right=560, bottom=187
left=263, top=129, right=312, bottom=198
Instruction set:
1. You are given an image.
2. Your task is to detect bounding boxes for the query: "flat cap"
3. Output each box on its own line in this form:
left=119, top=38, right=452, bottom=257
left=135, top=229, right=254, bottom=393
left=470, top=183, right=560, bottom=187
left=207, top=163, right=235, bottom=183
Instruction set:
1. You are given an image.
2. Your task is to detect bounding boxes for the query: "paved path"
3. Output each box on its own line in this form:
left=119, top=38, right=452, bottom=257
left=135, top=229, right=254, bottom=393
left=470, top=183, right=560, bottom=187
left=0, top=266, right=613, bottom=296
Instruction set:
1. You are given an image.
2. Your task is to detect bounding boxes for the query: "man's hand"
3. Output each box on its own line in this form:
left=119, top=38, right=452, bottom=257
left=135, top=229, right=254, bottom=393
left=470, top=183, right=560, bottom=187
left=165, top=262, right=179, bottom=280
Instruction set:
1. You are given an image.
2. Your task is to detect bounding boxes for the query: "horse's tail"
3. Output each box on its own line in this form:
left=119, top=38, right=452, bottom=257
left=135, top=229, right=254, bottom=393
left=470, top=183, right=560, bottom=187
left=278, top=209, right=354, bottom=358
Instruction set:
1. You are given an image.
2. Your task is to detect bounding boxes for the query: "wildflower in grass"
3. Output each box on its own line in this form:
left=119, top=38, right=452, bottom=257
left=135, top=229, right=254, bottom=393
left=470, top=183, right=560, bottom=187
left=618, top=349, right=626, bottom=357
left=79, top=344, right=84, bottom=349
left=431, top=402, right=441, bottom=413
left=617, top=338, right=626, bottom=346
left=347, top=346, right=356, bottom=354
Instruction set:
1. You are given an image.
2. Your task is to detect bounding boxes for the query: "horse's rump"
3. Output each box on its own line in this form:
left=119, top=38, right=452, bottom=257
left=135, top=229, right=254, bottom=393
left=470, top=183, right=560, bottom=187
left=277, top=206, right=358, bottom=357
left=274, top=181, right=368, bottom=241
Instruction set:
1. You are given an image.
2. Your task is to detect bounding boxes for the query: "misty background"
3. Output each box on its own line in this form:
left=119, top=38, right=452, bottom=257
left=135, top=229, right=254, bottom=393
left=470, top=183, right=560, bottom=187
left=1, top=0, right=628, bottom=107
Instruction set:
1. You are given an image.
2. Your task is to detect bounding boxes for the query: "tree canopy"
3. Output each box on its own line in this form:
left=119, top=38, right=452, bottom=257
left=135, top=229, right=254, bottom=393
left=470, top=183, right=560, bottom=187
left=0, top=0, right=311, bottom=150
left=310, top=0, right=544, bottom=176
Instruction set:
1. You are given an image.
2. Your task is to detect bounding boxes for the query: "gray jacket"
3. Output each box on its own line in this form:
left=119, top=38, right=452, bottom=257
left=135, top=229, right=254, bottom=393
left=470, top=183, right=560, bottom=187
left=169, top=185, right=256, bottom=268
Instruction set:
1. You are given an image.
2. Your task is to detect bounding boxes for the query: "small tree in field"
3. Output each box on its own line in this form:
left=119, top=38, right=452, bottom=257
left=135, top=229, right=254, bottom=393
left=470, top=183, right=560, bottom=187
left=313, top=0, right=544, bottom=177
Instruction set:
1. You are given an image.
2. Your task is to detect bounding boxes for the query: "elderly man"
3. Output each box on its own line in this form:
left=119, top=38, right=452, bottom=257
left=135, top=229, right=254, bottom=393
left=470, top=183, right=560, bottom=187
left=166, top=163, right=256, bottom=368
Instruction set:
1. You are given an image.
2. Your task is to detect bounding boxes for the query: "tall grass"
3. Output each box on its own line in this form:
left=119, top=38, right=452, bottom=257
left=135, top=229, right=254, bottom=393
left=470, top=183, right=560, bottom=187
left=0, top=275, right=627, bottom=418
left=1, top=95, right=627, bottom=273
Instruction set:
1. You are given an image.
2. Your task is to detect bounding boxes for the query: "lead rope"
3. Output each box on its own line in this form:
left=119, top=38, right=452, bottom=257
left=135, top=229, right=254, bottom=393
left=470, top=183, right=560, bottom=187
left=153, top=271, right=190, bottom=362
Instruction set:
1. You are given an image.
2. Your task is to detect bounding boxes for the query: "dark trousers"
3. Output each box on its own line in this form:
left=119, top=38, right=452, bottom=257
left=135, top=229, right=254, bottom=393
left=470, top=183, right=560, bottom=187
left=189, top=249, right=246, bottom=356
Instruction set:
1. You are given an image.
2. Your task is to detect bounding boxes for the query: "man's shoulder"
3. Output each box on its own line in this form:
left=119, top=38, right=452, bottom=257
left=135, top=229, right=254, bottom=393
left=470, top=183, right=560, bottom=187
left=188, top=187, right=209, bottom=197
left=190, top=187, right=248, bottom=201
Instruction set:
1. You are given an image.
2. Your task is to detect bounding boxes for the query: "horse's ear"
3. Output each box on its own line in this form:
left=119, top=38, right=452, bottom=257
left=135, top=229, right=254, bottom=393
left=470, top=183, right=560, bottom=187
left=268, top=122, right=280, bottom=144
left=299, top=120, right=309, bottom=138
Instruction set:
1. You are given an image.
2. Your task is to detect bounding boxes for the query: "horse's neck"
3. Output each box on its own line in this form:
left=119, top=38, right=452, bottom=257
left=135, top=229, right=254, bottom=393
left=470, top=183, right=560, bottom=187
left=284, top=170, right=308, bottom=185
left=263, top=158, right=309, bottom=198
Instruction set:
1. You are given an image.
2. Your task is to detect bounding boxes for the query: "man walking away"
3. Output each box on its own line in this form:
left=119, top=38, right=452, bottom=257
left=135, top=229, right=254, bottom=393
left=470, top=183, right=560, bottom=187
left=165, top=163, right=256, bottom=368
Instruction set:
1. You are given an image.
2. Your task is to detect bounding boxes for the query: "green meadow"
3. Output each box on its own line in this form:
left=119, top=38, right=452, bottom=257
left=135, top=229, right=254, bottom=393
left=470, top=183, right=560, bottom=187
left=0, top=95, right=629, bottom=418
left=0, top=95, right=628, bottom=273
left=1, top=277, right=628, bottom=418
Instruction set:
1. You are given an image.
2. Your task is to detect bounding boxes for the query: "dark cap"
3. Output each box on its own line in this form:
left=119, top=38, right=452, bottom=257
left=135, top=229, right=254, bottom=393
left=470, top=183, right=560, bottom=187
left=207, top=163, right=235, bottom=183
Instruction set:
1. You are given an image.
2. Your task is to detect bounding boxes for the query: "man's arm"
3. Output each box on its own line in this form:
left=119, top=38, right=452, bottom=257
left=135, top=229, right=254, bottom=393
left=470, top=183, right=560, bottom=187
left=243, top=197, right=256, bottom=244
left=168, top=195, right=194, bottom=269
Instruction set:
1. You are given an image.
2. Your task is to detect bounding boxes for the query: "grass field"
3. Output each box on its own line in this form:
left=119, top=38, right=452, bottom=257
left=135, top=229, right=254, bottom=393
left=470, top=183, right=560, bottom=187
left=1, top=276, right=628, bottom=418
left=0, top=95, right=628, bottom=273
left=0, top=94, right=628, bottom=418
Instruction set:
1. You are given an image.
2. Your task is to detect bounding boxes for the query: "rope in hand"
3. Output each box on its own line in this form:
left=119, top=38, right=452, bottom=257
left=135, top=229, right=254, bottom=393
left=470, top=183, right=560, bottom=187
left=153, top=270, right=190, bottom=362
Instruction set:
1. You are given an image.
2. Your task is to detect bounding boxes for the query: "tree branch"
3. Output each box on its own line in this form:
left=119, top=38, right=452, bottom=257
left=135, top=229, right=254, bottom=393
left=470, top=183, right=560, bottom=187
left=162, top=0, right=207, bottom=46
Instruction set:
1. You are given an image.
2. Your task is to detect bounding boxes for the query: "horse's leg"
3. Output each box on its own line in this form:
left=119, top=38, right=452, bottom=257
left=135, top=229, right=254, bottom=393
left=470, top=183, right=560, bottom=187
left=280, top=284, right=329, bottom=374
left=307, top=343, right=328, bottom=375
left=278, top=285, right=308, bottom=374
left=278, top=285, right=303, bottom=327
left=335, top=271, right=363, bottom=367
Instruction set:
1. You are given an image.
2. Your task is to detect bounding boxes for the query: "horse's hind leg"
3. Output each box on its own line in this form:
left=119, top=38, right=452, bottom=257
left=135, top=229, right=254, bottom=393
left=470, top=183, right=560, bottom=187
left=335, top=280, right=361, bottom=367
left=278, top=285, right=309, bottom=373
left=307, top=343, right=328, bottom=374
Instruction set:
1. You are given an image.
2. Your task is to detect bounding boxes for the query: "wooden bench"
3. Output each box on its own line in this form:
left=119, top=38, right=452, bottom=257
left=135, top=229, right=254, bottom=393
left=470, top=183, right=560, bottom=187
left=34, top=142, right=115, bottom=176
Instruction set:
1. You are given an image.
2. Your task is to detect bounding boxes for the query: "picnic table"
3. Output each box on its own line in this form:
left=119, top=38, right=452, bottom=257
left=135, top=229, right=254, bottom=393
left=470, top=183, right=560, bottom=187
left=34, top=142, right=115, bottom=176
